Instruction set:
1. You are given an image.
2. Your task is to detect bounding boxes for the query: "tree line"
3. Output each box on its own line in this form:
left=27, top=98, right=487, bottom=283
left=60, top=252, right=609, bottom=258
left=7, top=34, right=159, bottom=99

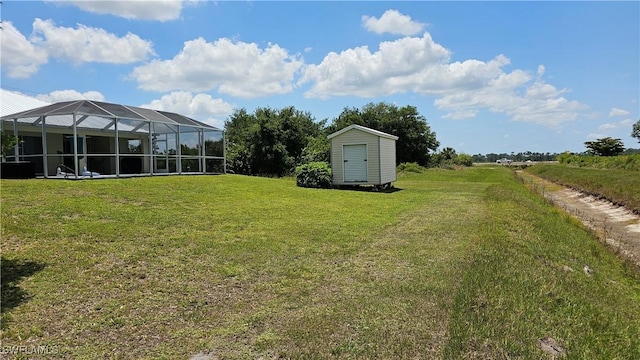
left=474, top=119, right=640, bottom=162
left=224, top=102, right=441, bottom=176
left=224, top=105, right=640, bottom=176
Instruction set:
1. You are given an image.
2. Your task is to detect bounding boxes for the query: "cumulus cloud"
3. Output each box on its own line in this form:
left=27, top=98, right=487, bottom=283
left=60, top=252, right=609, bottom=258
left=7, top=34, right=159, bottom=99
left=362, top=9, right=426, bottom=36
left=52, top=0, right=193, bottom=22
left=435, top=75, right=586, bottom=127
left=525, top=81, right=569, bottom=100
left=0, top=22, right=48, bottom=78
left=608, top=107, right=630, bottom=117
left=140, top=91, right=234, bottom=128
left=130, top=37, right=303, bottom=98
left=31, top=18, right=155, bottom=64
left=300, top=29, right=587, bottom=128
left=1, top=19, right=154, bottom=78
left=36, top=89, right=105, bottom=103
left=299, top=33, right=450, bottom=98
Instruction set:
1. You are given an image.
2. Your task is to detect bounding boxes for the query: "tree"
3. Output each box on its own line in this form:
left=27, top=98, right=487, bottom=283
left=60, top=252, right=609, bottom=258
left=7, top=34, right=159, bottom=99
left=300, top=134, right=330, bottom=163
left=440, top=147, right=457, bottom=161
left=329, top=102, right=439, bottom=166
left=224, top=108, right=257, bottom=174
left=1, top=132, right=20, bottom=161
left=632, top=119, right=640, bottom=143
left=584, top=137, right=625, bottom=156
left=455, top=153, right=473, bottom=167
left=249, top=109, right=290, bottom=176
left=224, top=107, right=323, bottom=176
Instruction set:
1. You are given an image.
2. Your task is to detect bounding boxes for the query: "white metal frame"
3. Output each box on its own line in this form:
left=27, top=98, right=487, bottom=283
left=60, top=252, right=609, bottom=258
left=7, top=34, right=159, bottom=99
left=1, top=100, right=225, bottom=178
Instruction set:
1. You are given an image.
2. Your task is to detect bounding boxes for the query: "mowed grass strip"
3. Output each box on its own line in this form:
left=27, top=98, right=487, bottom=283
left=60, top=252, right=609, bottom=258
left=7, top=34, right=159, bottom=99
left=526, top=163, right=640, bottom=213
left=1, top=167, right=639, bottom=359
left=445, top=168, right=640, bottom=359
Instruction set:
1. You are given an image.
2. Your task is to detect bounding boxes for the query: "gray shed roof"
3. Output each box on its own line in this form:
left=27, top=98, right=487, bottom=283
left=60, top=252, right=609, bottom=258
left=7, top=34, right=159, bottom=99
left=327, top=124, right=398, bottom=140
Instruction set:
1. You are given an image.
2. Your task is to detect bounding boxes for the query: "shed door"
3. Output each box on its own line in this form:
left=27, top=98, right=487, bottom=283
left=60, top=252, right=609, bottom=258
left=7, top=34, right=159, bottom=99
left=343, top=144, right=367, bottom=182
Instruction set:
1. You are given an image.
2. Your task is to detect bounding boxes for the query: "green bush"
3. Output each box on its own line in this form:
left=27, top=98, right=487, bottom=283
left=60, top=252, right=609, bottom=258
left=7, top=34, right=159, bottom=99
left=454, top=153, right=473, bottom=167
left=295, top=162, right=332, bottom=188
left=397, top=162, right=426, bottom=173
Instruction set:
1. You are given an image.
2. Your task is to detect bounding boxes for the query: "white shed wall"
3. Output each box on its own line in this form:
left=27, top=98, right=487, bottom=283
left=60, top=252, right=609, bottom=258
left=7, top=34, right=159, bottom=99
left=379, top=137, right=397, bottom=184
left=330, top=128, right=399, bottom=185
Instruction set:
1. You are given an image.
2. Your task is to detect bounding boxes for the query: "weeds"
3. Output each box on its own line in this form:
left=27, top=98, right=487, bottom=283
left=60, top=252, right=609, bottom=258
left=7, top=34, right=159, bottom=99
left=526, top=164, right=640, bottom=213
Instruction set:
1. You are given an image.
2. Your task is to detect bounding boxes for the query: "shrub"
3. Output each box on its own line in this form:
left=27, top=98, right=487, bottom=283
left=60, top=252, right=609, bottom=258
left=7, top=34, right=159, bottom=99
left=557, top=152, right=640, bottom=171
left=397, top=162, right=425, bottom=173
left=454, top=153, right=473, bottom=167
left=1, top=132, right=20, bottom=160
left=295, top=162, right=332, bottom=188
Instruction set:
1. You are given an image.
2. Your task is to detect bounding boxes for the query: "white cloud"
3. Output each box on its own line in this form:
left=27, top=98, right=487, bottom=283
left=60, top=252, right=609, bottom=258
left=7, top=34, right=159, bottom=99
left=598, top=123, right=617, bottom=130
left=130, top=37, right=303, bottom=98
left=442, top=109, right=477, bottom=120
left=31, top=18, right=155, bottom=65
left=597, top=118, right=634, bottom=131
left=36, top=89, right=105, bottom=103
left=608, top=107, right=630, bottom=117
left=0, top=19, right=154, bottom=78
left=299, top=33, right=450, bottom=98
left=525, top=81, right=569, bottom=100
left=536, top=64, right=546, bottom=78
left=0, top=22, right=48, bottom=78
left=412, top=55, right=514, bottom=95
left=435, top=75, right=586, bottom=128
left=140, top=91, right=234, bottom=128
left=362, top=9, right=425, bottom=36
left=587, top=133, right=605, bottom=140
left=300, top=29, right=587, bottom=128
left=53, top=0, right=193, bottom=22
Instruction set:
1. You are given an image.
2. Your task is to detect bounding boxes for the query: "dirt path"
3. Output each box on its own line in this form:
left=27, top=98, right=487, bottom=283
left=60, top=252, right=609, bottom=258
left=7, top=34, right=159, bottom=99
left=517, top=171, right=640, bottom=269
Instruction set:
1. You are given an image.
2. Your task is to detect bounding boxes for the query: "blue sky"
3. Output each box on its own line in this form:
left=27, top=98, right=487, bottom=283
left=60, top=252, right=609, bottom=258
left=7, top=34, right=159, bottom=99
left=1, top=1, right=638, bottom=155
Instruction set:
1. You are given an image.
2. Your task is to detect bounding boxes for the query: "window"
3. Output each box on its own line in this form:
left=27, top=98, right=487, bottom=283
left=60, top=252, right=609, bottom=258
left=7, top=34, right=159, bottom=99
left=127, top=139, right=142, bottom=153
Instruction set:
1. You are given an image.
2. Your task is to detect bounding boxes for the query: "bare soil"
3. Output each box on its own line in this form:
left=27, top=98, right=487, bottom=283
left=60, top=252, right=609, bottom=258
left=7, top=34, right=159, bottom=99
left=518, top=171, right=640, bottom=269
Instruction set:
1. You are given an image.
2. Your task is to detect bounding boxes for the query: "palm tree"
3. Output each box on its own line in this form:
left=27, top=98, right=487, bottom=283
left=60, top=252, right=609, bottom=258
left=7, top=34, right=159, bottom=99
left=441, top=147, right=457, bottom=161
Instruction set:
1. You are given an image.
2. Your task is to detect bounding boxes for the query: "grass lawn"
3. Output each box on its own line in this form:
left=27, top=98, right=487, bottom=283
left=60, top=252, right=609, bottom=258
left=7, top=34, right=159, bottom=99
left=1, top=167, right=639, bottom=359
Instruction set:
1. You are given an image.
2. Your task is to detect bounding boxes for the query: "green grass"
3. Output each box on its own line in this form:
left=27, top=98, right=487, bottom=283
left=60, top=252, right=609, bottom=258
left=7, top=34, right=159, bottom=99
left=1, top=168, right=639, bottom=359
left=525, top=164, right=640, bottom=213
left=557, top=153, right=640, bottom=171
left=445, top=170, right=640, bottom=359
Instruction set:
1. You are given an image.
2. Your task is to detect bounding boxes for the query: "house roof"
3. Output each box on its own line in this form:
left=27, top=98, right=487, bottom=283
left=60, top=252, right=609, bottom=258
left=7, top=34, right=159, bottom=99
left=1, top=97, right=221, bottom=132
left=327, top=124, right=398, bottom=140
left=0, top=89, right=50, bottom=117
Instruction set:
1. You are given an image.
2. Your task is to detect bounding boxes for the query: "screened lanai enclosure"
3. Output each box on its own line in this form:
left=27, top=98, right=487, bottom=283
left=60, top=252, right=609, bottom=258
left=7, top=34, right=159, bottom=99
left=1, top=100, right=225, bottom=179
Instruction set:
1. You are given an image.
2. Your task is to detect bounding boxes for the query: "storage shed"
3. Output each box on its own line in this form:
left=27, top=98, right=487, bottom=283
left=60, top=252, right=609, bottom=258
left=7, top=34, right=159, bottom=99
left=328, top=124, right=398, bottom=188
